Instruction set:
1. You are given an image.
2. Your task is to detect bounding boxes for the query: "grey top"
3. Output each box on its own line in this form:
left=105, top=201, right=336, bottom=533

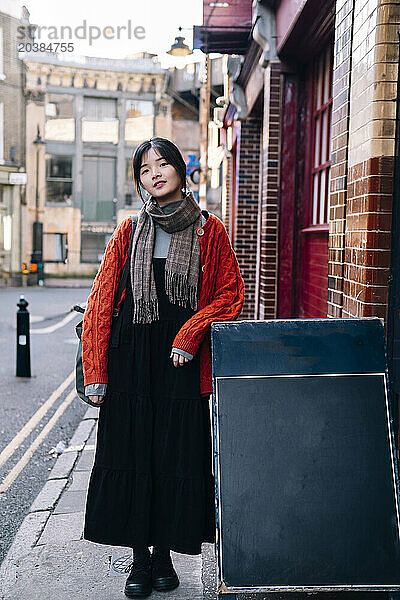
left=85, top=201, right=206, bottom=398
left=153, top=199, right=182, bottom=257
left=153, top=199, right=206, bottom=257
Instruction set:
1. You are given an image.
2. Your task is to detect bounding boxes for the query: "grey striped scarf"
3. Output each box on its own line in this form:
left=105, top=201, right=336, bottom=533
left=130, top=189, right=203, bottom=323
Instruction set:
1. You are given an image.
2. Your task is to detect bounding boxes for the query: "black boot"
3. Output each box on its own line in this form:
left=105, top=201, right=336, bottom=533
left=124, top=547, right=152, bottom=598
left=151, top=546, right=179, bottom=592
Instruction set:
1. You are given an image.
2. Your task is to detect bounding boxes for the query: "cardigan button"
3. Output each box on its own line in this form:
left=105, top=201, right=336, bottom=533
left=196, top=227, right=204, bottom=236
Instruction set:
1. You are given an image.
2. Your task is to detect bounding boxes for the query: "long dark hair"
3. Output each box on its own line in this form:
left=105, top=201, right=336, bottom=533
left=132, top=137, right=188, bottom=202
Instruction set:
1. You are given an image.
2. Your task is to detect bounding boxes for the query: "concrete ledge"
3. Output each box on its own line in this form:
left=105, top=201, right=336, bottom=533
left=68, top=418, right=96, bottom=447
left=47, top=449, right=79, bottom=479
left=29, top=478, right=68, bottom=512
left=83, top=405, right=100, bottom=420
left=0, top=510, right=51, bottom=597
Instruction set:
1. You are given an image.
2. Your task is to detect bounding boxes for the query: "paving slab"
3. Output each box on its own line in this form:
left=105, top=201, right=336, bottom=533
left=73, top=448, right=95, bottom=471
left=36, top=511, right=85, bottom=546
left=0, top=399, right=213, bottom=600
left=53, top=489, right=87, bottom=514
left=0, top=511, right=50, bottom=597
left=68, top=469, right=91, bottom=492
left=2, top=539, right=203, bottom=600
left=83, top=405, right=100, bottom=420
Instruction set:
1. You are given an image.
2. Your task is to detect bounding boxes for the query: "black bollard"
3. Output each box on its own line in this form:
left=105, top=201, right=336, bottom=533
left=16, top=295, right=31, bottom=377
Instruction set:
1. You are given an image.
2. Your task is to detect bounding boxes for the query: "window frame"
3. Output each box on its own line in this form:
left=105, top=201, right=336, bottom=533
left=0, top=102, right=3, bottom=162
left=45, top=93, right=75, bottom=119
left=83, top=96, right=117, bottom=121
left=43, top=232, right=68, bottom=263
left=308, top=44, right=333, bottom=230
left=0, top=28, right=5, bottom=80
left=45, top=154, right=73, bottom=206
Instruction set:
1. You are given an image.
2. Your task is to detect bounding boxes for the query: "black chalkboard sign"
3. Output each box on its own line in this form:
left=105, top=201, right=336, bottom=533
left=211, top=318, right=400, bottom=594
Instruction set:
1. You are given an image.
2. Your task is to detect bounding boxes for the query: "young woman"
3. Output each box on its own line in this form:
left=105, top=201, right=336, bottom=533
left=81, top=137, right=245, bottom=598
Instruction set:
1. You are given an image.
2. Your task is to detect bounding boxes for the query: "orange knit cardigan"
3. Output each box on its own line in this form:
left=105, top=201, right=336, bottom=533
left=81, top=212, right=245, bottom=396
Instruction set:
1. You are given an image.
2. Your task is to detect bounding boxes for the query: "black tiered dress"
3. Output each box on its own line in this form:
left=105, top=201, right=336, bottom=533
left=83, top=257, right=216, bottom=555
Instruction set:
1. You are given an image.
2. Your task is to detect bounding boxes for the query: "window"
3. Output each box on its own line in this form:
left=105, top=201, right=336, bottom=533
left=82, top=157, right=116, bottom=221
left=124, top=158, right=142, bottom=207
left=84, top=97, right=117, bottom=120
left=43, top=232, right=68, bottom=262
left=81, top=231, right=111, bottom=263
left=125, top=99, right=154, bottom=143
left=124, top=159, right=134, bottom=206
left=45, top=93, right=74, bottom=117
left=310, top=45, right=333, bottom=226
left=82, top=97, right=118, bottom=143
left=0, top=28, right=4, bottom=79
left=0, top=103, right=3, bottom=161
left=46, top=155, right=73, bottom=204
left=3, top=215, right=11, bottom=251
left=45, top=93, right=75, bottom=141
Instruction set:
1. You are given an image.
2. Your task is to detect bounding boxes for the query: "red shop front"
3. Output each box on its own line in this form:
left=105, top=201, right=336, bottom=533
left=277, top=0, right=335, bottom=318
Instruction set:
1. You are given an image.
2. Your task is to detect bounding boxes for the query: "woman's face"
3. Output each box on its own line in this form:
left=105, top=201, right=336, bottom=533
left=139, top=147, right=181, bottom=200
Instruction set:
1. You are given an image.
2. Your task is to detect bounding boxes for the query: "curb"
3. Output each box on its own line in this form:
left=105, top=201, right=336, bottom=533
left=0, top=402, right=212, bottom=600
left=44, top=278, right=93, bottom=288
left=0, top=405, right=98, bottom=598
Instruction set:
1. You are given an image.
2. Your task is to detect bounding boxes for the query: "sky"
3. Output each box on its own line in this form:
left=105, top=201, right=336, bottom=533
left=20, top=0, right=205, bottom=68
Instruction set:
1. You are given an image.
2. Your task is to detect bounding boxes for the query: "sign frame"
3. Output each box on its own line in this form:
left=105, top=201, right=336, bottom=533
left=211, top=318, right=400, bottom=596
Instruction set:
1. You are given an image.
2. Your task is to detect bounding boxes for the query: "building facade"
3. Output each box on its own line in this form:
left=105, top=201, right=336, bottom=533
left=197, top=0, right=399, bottom=326
left=195, top=0, right=400, bottom=411
left=0, top=1, right=29, bottom=285
left=22, top=52, right=174, bottom=276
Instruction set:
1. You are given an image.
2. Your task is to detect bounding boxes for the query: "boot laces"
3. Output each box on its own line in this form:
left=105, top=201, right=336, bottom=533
left=130, top=554, right=151, bottom=577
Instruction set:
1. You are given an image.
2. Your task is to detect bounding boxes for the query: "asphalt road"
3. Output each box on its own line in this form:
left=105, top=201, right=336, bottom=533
left=0, top=286, right=92, bottom=564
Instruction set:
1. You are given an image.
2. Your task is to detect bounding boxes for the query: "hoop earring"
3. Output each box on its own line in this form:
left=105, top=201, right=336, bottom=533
left=183, top=176, right=192, bottom=196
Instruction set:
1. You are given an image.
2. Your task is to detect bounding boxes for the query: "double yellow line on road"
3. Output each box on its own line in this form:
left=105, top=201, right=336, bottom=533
left=0, top=370, right=77, bottom=494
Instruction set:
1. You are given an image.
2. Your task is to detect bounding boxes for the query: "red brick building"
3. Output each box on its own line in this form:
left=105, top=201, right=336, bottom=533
left=194, top=0, right=400, bottom=398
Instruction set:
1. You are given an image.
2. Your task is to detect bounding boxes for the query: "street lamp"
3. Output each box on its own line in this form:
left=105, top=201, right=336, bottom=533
left=167, top=27, right=193, bottom=56
left=31, top=125, right=45, bottom=286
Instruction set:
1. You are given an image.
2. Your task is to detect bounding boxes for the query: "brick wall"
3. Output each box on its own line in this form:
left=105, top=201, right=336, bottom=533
left=258, top=62, right=281, bottom=319
left=343, top=156, right=393, bottom=318
left=328, top=0, right=399, bottom=322
left=327, top=0, right=354, bottom=318
left=234, top=118, right=262, bottom=319
left=337, top=0, right=398, bottom=321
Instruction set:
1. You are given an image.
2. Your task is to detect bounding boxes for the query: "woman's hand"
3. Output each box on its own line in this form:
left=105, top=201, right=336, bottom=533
left=88, top=395, right=105, bottom=405
left=170, top=351, right=190, bottom=368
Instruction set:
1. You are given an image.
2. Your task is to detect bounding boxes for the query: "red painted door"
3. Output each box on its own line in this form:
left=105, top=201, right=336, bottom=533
left=297, top=44, right=333, bottom=318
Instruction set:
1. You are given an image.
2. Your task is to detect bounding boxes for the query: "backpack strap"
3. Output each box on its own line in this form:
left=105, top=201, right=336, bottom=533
left=112, top=215, right=137, bottom=317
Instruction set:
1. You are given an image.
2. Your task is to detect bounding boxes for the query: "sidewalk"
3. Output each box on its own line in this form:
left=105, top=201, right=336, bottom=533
left=44, top=278, right=93, bottom=288
left=0, top=404, right=218, bottom=600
